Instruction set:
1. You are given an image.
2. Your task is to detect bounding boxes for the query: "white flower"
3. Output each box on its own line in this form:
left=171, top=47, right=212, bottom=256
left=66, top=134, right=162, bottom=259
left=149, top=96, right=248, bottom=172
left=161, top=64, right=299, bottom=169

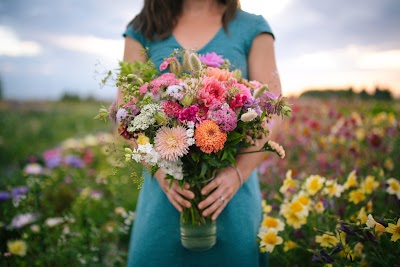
left=8, top=213, right=39, bottom=229
left=186, top=129, right=194, bottom=137
left=241, top=109, right=258, bottom=122
left=137, top=143, right=153, bottom=154
left=128, top=104, right=161, bottom=132
left=186, top=121, right=195, bottom=129
left=131, top=153, right=142, bottom=163
left=187, top=138, right=196, bottom=146
left=45, top=217, right=64, bottom=227
left=23, top=163, right=43, bottom=175
left=166, top=85, right=184, bottom=100
left=160, top=159, right=184, bottom=180
left=268, top=140, right=285, bottom=159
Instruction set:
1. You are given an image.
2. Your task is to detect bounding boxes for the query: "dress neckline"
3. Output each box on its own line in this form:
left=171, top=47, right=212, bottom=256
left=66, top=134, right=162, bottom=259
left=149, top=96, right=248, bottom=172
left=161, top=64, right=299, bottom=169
left=171, top=26, right=223, bottom=53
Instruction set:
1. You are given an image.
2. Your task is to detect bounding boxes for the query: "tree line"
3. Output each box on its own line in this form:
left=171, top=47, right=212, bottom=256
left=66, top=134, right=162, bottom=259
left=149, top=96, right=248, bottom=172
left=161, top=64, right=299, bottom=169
left=300, top=87, right=394, bottom=101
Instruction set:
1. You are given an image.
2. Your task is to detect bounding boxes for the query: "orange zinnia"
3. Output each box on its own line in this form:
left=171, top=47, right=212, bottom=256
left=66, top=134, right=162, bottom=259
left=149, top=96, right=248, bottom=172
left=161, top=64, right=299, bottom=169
left=194, top=120, right=227, bottom=154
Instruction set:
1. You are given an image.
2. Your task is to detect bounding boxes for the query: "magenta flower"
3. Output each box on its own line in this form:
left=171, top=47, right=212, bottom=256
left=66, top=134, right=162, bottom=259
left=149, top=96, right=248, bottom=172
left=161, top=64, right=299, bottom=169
left=179, top=105, right=199, bottom=122
left=162, top=101, right=183, bottom=118
left=199, top=52, right=224, bottom=68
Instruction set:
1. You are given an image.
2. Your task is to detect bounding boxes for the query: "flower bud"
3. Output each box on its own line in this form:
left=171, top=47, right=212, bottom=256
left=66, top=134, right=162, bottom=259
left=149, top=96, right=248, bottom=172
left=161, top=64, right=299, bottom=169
left=254, top=85, right=268, bottom=99
left=181, top=94, right=194, bottom=107
left=183, top=50, right=191, bottom=72
left=170, top=60, right=183, bottom=76
left=281, top=106, right=292, bottom=118
left=154, top=111, right=168, bottom=124
left=189, top=52, right=203, bottom=73
left=125, top=148, right=133, bottom=154
left=232, top=69, right=242, bottom=81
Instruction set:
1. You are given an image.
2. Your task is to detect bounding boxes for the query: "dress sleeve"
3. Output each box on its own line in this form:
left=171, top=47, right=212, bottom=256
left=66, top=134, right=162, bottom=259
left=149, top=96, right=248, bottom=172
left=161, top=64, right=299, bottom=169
left=123, top=25, right=147, bottom=47
left=245, top=15, right=275, bottom=54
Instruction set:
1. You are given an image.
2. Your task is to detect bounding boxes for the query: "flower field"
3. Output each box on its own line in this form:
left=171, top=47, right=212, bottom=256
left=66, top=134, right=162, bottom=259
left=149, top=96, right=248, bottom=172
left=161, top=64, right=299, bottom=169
left=0, top=98, right=399, bottom=266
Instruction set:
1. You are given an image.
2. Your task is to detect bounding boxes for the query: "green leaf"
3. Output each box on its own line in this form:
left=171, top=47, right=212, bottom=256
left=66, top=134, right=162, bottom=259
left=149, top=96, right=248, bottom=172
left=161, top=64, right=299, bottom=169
left=200, top=162, right=208, bottom=178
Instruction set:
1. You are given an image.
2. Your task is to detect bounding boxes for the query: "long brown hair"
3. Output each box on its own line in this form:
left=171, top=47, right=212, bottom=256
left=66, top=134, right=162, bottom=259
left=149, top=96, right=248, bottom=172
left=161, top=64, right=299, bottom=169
left=129, top=0, right=240, bottom=40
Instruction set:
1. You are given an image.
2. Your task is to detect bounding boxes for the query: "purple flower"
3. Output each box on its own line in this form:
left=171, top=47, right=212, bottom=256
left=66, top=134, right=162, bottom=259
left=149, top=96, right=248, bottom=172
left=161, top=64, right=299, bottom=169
left=199, top=52, right=224, bottom=68
left=0, top=191, right=12, bottom=201
left=43, top=148, right=62, bottom=168
left=7, top=213, right=39, bottom=229
left=207, top=103, right=237, bottom=132
left=64, top=155, right=84, bottom=168
left=12, top=186, right=29, bottom=197
left=116, top=108, right=128, bottom=123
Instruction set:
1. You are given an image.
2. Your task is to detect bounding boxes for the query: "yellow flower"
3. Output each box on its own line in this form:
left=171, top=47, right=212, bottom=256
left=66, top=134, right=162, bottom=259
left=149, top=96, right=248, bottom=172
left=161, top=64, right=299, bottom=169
left=137, top=134, right=150, bottom=145
left=384, top=158, right=394, bottom=171
left=287, top=200, right=309, bottom=218
left=261, top=200, right=272, bottom=214
left=344, top=170, right=358, bottom=190
left=279, top=170, right=297, bottom=194
left=323, top=180, right=344, bottom=198
left=304, top=175, right=325, bottom=196
left=7, top=240, right=27, bottom=257
left=284, top=212, right=307, bottom=229
left=367, top=200, right=373, bottom=213
left=315, top=233, right=339, bottom=248
left=283, top=240, right=297, bottom=252
left=386, top=218, right=400, bottom=242
left=261, top=216, right=285, bottom=232
left=355, top=128, right=366, bottom=141
left=361, top=175, right=379, bottom=194
left=366, top=214, right=386, bottom=238
left=348, top=189, right=366, bottom=204
left=386, top=178, right=400, bottom=199
left=314, top=201, right=325, bottom=214
left=357, top=207, right=368, bottom=224
left=258, top=229, right=283, bottom=252
left=353, top=242, right=364, bottom=258
left=294, top=192, right=311, bottom=207
left=339, top=245, right=355, bottom=260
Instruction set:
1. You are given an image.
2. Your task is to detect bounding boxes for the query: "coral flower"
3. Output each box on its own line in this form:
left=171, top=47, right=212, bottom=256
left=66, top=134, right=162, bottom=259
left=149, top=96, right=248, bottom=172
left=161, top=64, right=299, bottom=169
left=194, top=120, right=227, bottom=154
left=154, top=126, right=190, bottom=161
left=206, top=67, right=233, bottom=82
left=197, top=76, right=226, bottom=107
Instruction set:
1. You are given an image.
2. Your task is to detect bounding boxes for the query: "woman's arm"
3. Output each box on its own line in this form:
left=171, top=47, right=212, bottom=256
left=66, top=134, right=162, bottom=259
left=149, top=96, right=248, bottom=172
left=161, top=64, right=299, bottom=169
left=198, top=33, right=282, bottom=220
left=121, top=37, right=194, bottom=212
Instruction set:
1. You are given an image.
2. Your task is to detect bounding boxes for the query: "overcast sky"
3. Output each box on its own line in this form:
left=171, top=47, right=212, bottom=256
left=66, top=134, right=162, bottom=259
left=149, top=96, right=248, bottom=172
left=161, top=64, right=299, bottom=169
left=1, top=0, right=399, bottom=100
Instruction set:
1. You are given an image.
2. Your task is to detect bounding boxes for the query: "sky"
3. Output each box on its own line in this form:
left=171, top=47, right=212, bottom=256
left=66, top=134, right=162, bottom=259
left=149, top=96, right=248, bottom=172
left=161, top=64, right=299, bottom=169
left=1, top=0, right=400, bottom=100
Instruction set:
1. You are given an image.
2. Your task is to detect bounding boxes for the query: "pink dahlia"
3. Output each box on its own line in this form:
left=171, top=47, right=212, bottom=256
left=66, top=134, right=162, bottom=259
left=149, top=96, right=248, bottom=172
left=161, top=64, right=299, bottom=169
left=197, top=76, right=226, bottom=107
left=154, top=126, right=190, bottom=161
left=199, top=52, right=224, bottom=68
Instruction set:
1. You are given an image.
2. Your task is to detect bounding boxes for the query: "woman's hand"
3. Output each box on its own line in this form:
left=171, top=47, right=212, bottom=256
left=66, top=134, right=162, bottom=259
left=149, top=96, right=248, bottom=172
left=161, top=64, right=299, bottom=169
left=155, top=170, right=194, bottom=212
left=198, top=167, right=242, bottom=220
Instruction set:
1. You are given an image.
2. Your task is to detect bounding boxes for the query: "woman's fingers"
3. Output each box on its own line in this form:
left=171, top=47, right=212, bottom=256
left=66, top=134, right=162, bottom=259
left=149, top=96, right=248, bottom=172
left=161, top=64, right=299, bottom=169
left=200, top=177, right=221, bottom=196
left=211, top=198, right=227, bottom=221
left=171, top=182, right=194, bottom=200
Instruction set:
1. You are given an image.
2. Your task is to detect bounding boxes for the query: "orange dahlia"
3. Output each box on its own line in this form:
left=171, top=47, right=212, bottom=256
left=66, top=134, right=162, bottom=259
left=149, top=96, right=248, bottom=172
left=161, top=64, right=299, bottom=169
left=194, top=120, right=227, bottom=154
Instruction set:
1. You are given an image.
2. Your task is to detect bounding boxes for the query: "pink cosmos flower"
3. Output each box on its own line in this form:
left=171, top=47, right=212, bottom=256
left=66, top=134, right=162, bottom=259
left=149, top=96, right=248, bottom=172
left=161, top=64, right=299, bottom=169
left=199, top=52, right=225, bottom=68
left=197, top=76, right=226, bottom=107
left=154, top=126, right=190, bottom=161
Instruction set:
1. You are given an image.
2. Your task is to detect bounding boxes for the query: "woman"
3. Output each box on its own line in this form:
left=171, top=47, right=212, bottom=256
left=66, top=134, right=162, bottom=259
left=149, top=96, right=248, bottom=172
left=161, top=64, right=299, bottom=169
left=121, top=0, right=282, bottom=266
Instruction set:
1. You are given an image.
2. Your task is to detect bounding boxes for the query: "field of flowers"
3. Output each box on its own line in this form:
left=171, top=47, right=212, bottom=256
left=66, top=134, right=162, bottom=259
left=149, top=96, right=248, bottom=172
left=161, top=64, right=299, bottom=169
left=0, top=98, right=399, bottom=266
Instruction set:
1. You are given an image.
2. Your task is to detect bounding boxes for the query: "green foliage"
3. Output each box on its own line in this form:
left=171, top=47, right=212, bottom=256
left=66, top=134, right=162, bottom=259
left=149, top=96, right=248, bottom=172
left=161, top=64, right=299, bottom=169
left=300, top=86, right=395, bottom=101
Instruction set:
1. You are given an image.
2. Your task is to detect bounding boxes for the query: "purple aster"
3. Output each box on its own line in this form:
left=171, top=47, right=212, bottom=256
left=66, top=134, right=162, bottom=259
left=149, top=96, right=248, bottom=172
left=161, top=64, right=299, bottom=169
left=43, top=148, right=62, bottom=168
left=199, top=52, right=225, bottom=68
left=64, top=155, right=84, bottom=168
left=11, top=186, right=29, bottom=197
left=207, top=103, right=237, bottom=132
left=0, top=191, right=12, bottom=201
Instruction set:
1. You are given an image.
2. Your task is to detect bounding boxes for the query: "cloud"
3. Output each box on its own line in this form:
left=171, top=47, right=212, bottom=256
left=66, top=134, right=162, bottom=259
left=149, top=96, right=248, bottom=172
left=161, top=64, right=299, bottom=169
left=0, top=26, right=42, bottom=56
left=48, top=35, right=124, bottom=62
left=241, top=0, right=292, bottom=18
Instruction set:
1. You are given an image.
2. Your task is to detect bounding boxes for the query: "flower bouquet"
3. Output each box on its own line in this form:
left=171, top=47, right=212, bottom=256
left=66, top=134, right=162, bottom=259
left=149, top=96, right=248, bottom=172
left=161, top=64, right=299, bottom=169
left=96, top=49, right=292, bottom=251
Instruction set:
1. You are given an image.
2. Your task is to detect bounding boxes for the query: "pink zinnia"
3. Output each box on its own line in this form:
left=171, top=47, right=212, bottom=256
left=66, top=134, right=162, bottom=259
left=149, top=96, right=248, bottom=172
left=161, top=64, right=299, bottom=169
left=162, top=101, right=183, bottom=118
left=199, top=52, right=224, bottom=68
left=154, top=126, right=190, bottom=161
left=197, top=76, right=226, bottom=107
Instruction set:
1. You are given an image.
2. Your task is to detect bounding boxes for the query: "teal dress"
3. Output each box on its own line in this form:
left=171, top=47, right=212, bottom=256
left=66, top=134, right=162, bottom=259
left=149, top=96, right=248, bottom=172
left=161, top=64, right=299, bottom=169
left=123, top=10, right=274, bottom=267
